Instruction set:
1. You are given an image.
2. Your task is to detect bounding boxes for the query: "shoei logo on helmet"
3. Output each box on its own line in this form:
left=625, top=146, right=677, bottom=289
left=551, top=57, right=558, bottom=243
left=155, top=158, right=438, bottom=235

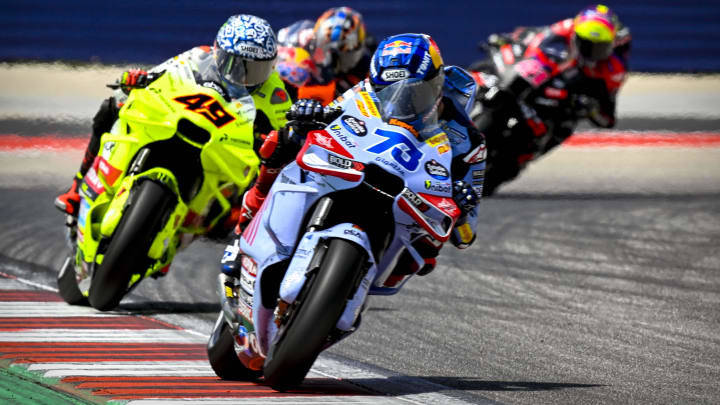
left=381, top=40, right=413, bottom=56
left=381, top=68, right=410, bottom=82
left=238, top=44, right=265, bottom=57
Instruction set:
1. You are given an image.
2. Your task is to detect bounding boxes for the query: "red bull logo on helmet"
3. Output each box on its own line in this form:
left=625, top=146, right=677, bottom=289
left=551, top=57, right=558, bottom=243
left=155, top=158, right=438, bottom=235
left=381, top=40, right=413, bottom=57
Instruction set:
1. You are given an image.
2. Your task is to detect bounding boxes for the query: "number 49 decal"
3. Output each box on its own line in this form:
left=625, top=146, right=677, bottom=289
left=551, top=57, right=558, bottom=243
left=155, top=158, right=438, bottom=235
left=174, top=93, right=235, bottom=128
left=366, top=128, right=423, bottom=171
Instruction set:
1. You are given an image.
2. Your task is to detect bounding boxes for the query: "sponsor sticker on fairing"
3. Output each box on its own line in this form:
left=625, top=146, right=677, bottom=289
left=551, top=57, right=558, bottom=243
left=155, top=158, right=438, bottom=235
left=381, top=68, right=410, bottom=82
left=240, top=256, right=257, bottom=294
left=401, top=188, right=428, bottom=212
left=328, top=124, right=358, bottom=148
left=424, top=180, right=451, bottom=193
left=359, top=92, right=380, bottom=117
left=328, top=154, right=353, bottom=169
left=427, top=132, right=450, bottom=154
left=424, top=159, right=450, bottom=180
left=341, top=115, right=367, bottom=136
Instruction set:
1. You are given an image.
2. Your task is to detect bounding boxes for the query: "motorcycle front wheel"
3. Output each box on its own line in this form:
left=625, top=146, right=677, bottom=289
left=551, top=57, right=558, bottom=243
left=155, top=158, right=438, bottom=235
left=263, top=238, right=367, bottom=390
left=88, top=180, right=175, bottom=311
left=57, top=254, right=88, bottom=306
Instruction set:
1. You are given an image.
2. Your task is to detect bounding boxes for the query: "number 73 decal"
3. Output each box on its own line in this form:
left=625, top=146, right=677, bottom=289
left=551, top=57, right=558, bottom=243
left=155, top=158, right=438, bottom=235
left=366, top=128, right=424, bottom=171
left=174, top=93, right=235, bottom=128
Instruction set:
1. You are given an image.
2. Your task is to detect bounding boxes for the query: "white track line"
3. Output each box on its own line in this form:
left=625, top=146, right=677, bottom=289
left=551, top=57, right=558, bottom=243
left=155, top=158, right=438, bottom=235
left=1, top=271, right=488, bottom=405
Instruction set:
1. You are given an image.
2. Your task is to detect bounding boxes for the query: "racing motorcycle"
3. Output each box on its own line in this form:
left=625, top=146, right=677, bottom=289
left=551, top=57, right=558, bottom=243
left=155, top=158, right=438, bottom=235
left=207, top=82, right=472, bottom=389
left=57, top=66, right=260, bottom=311
left=468, top=36, right=607, bottom=196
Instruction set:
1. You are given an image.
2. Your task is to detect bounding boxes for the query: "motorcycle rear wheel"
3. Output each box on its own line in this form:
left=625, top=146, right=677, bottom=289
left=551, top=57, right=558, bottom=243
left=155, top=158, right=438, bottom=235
left=207, top=313, right=262, bottom=381
left=88, top=180, right=175, bottom=311
left=263, top=238, right=367, bottom=390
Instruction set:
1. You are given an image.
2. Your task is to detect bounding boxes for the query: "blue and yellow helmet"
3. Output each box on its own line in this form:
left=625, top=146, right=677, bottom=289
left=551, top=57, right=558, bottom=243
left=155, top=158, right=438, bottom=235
left=370, top=34, right=446, bottom=134
left=370, top=33, right=444, bottom=89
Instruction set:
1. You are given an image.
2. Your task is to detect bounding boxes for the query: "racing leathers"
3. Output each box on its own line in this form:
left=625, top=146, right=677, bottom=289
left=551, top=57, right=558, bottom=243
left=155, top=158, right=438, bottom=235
left=469, top=18, right=630, bottom=194
left=222, top=66, right=486, bottom=283
left=54, top=46, right=292, bottom=235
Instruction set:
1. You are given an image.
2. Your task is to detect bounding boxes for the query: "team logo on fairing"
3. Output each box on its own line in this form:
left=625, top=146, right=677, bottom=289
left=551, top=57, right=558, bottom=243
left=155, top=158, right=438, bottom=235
left=401, top=188, right=428, bottom=212
left=425, top=159, right=449, bottom=180
left=328, top=154, right=353, bottom=169
left=328, top=124, right=357, bottom=148
left=424, top=180, right=451, bottom=193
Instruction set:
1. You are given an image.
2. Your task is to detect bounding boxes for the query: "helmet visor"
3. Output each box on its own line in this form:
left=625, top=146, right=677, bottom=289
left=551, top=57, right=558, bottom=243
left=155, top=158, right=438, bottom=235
left=376, top=73, right=444, bottom=129
left=574, top=35, right=613, bottom=62
left=215, top=46, right=276, bottom=87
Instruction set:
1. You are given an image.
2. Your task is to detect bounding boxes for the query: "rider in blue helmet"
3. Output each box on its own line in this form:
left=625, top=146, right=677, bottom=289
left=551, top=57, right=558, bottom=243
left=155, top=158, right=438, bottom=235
left=368, top=34, right=447, bottom=136
left=369, top=34, right=487, bottom=280
left=55, top=14, right=292, bottom=239
left=226, top=33, right=486, bottom=283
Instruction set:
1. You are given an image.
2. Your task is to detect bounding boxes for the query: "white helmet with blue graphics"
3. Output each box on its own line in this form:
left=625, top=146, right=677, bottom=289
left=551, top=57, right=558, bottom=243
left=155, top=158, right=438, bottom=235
left=214, top=14, right=278, bottom=88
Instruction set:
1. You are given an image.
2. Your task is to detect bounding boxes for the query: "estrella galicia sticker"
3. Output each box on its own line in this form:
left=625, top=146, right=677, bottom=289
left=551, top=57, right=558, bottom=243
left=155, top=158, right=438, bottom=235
left=425, top=159, right=449, bottom=180
left=340, top=115, right=367, bottom=136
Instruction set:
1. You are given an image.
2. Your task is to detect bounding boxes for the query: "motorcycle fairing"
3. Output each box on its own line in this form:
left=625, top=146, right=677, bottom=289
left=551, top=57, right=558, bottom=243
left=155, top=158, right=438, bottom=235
left=238, top=85, right=462, bottom=356
left=74, top=65, right=259, bottom=294
left=277, top=223, right=376, bottom=327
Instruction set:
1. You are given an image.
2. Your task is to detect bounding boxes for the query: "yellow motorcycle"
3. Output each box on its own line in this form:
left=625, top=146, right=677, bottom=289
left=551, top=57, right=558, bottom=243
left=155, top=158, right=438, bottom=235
left=58, top=68, right=259, bottom=311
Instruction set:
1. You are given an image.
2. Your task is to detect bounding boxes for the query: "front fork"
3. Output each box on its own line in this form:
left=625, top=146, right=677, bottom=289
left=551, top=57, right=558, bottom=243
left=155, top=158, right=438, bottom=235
left=64, top=214, right=77, bottom=251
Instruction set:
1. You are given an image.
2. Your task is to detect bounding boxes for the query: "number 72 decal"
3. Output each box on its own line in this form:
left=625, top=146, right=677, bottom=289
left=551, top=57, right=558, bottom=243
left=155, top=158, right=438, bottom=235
left=366, top=128, right=424, bottom=171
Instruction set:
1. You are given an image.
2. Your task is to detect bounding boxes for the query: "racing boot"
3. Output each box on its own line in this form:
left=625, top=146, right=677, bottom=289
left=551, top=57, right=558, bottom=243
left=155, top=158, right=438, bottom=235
left=54, top=97, right=118, bottom=216
left=54, top=173, right=83, bottom=216
left=54, top=142, right=96, bottom=216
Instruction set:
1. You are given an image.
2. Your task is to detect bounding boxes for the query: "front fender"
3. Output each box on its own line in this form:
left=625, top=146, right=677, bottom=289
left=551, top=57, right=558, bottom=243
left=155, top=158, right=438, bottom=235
left=277, top=223, right=377, bottom=331
left=99, top=168, right=187, bottom=261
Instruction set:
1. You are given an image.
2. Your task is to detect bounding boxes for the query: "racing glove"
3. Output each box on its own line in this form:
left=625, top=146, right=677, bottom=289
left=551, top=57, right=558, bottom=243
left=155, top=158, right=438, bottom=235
left=119, top=69, right=149, bottom=94
left=287, top=98, right=343, bottom=126
left=452, top=180, right=479, bottom=216
left=451, top=183, right=480, bottom=249
left=287, top=98, right=325, bottom=122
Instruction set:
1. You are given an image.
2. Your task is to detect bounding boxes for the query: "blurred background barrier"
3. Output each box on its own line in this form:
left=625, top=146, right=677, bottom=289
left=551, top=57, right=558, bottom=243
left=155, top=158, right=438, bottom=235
left=1, top=0, right=718, bottom=72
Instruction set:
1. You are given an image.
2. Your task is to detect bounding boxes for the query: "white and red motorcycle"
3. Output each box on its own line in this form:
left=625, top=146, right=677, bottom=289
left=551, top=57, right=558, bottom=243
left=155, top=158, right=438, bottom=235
left=207, top=80, right=479, bottom=389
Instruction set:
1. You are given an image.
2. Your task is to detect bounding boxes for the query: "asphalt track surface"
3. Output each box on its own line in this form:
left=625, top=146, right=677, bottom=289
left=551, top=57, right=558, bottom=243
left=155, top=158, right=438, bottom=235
left=1, top=67, right=720, bottom=404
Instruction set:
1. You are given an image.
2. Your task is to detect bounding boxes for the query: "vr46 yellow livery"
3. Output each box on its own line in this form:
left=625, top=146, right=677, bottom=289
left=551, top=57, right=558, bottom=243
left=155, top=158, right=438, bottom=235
left=58, top=68, right=260, bottom=311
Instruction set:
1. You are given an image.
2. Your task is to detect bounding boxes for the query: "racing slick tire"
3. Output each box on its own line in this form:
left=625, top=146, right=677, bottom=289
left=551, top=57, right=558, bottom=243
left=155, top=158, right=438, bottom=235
left=263, top=238, right=367, bottom=390
left=88, top=180, right=175, bottom=311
